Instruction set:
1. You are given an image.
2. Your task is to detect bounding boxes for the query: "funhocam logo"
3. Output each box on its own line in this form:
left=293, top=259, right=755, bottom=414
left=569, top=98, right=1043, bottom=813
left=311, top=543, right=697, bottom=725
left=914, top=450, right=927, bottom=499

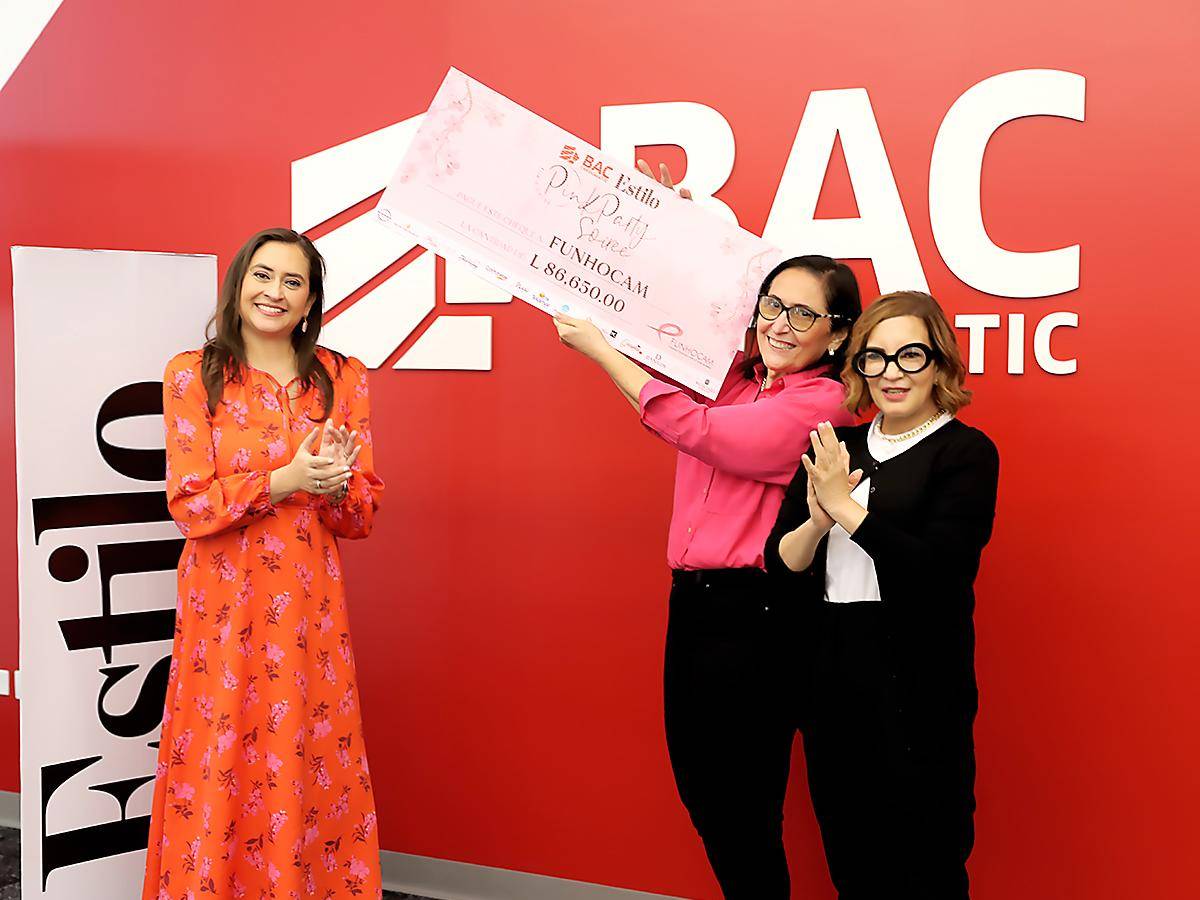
left=292, top=114, right=511, bottom=373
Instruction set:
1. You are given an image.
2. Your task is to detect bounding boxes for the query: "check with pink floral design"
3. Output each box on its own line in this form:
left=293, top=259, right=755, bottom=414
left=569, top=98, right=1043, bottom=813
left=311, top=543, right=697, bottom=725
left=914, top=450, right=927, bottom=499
left=376, top=68, right=782, bottom=398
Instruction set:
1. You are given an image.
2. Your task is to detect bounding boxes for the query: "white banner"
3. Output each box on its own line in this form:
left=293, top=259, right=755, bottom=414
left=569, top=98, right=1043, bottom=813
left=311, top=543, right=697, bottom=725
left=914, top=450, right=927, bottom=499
left=14, top=247, right=215, bottom=899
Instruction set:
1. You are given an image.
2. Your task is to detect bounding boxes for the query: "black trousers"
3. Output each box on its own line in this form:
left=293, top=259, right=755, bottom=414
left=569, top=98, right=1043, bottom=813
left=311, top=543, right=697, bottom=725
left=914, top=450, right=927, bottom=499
left=803, top=603, right=977, bottom=900
left=662, top=568, right=808, bottom=900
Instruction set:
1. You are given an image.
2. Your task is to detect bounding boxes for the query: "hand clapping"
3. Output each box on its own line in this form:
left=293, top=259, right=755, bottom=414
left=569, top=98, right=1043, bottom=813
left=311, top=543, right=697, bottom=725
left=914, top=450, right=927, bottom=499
left=316, top=420, right=362, bottom=498
left=801, top=421, right=863, bottom=526
left=283, top=421, right=361, bottom=499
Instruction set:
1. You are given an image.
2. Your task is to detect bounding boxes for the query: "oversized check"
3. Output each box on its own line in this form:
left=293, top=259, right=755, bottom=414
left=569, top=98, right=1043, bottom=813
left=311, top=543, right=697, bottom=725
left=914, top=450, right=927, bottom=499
left=376, top=68, right=783, bottom=399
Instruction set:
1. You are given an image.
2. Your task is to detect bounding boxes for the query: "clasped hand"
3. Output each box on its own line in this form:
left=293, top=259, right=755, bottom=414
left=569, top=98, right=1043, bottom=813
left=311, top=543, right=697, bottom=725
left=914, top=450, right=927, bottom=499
left=801, top=421, right=864, bottom=532
left=285, top=420, right=362, bottom=498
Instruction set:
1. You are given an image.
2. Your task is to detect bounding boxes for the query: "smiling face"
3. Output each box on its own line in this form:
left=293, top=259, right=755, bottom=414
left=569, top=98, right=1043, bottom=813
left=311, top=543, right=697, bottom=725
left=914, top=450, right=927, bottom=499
left=755, top=267, right=844, bottom=377
left=862, top=314, right=941, bottom=428
left=237, top=241, right=314, bottom=341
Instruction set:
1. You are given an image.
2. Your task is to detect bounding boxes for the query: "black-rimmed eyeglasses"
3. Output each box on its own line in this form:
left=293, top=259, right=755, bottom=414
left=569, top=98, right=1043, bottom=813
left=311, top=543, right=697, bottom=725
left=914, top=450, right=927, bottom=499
left=853, top=343, right=936, bottom=377
left=757, top=294, right=847, bottom=334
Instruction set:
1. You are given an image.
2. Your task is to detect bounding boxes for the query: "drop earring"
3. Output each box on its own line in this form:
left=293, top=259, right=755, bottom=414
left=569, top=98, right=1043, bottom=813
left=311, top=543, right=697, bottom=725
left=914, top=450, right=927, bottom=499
left=301, top=317, right=309, bottom=334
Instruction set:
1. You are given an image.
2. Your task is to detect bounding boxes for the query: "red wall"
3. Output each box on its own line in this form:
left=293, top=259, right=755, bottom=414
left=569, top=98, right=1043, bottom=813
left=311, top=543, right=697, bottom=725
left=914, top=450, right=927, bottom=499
left=2, top=2, right=1197, bottom=898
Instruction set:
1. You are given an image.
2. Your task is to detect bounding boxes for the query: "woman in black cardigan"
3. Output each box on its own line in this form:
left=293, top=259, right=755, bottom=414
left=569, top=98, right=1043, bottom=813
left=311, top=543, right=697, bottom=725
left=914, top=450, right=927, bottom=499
left=765, top=291, right=999, bottom=899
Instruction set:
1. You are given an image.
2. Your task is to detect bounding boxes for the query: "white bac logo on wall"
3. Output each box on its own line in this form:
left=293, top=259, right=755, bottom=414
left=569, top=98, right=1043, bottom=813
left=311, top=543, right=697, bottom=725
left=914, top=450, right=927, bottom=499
left=292, top=113, right=508, bottom=372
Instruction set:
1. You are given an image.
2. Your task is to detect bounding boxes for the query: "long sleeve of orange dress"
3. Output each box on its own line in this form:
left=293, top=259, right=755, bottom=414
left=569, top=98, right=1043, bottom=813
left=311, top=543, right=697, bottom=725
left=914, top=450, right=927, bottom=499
left=162, top=355, right=275, bottom=539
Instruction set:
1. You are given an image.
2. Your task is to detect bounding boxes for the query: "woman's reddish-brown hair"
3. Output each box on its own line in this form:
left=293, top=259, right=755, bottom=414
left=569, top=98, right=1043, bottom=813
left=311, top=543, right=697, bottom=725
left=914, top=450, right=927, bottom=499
left=841, top=290, right=971, bottom=415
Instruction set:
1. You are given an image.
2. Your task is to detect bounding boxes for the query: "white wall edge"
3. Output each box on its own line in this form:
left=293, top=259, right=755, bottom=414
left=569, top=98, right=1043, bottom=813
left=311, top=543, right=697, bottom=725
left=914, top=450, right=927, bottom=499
left=0, top=0, right=65, bottom=95
left=0, top=790, right=17, bottom=829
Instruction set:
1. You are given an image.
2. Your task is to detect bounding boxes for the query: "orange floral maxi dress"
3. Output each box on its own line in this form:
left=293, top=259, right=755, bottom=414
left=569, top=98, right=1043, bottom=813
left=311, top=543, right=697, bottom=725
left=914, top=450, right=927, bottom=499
left=144, top=348, right=385, bottom=900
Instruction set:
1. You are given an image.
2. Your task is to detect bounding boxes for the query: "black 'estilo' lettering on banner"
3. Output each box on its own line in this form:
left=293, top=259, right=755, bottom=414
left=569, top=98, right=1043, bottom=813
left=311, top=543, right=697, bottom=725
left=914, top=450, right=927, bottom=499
left=33, top=381, right=186, bottom=886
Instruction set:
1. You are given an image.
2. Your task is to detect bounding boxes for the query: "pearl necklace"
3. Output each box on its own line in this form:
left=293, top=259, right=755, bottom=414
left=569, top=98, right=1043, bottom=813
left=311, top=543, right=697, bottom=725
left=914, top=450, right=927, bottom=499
left=874, top=409, right=947, bottom=443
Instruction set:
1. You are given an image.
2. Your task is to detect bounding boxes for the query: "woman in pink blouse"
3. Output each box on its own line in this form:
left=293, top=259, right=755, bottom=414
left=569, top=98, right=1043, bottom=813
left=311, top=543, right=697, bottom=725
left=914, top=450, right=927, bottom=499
left=554, top=164, right=862, bottom=900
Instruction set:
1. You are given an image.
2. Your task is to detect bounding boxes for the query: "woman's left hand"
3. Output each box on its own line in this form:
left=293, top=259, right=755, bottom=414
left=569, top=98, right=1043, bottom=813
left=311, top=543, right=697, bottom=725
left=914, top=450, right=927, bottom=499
left=318, top=421, right=362, bottom=499
left=553, top=312, right=610, bottom=361
left=802, top=421, right=862, bottom=512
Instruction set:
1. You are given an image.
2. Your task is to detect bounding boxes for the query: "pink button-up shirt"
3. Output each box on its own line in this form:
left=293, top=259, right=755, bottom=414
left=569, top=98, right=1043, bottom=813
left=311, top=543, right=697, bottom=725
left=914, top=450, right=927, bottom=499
left=639, top=359, right=855, bottom=571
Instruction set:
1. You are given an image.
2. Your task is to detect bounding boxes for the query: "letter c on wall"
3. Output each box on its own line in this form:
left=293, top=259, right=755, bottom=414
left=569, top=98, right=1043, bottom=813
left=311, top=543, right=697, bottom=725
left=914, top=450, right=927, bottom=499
left=930, top=69, right=1086, bottom=298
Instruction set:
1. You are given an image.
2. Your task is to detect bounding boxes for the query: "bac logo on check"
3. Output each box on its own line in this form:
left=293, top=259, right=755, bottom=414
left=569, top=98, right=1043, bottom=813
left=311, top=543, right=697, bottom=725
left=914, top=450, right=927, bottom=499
left=560, top=143, right=612, bottom=181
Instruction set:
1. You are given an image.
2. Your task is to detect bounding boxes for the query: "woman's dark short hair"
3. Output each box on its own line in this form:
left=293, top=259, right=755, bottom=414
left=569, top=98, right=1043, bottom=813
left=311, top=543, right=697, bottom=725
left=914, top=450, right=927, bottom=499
left=741, top=255, right=862, bottom=380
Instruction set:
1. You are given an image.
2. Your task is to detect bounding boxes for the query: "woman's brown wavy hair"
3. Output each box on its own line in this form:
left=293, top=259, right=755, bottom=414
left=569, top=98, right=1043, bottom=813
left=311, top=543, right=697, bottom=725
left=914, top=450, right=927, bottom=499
left=200, top=228, right=341, bottom=417
left=842, top=290, right=971, bottom=415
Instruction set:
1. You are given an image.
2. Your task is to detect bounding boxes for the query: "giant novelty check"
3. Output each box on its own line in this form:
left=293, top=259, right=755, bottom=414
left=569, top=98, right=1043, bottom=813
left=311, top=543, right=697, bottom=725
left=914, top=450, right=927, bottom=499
left=376, top=68, right=782, bottom=398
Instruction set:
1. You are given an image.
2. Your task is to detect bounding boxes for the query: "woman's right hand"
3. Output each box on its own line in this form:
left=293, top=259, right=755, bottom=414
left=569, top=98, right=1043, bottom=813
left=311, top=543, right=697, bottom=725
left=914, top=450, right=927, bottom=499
left=553, top=312, right=611, bottom=361
left=636, top=159, right=692, bottom=200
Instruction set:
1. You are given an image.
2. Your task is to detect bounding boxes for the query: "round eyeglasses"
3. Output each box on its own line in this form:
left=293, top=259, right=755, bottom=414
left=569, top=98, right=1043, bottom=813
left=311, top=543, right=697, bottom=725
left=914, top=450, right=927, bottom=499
left=853, top=343, right=936, bottom=377
left=757, top=294, right=846, bottom=334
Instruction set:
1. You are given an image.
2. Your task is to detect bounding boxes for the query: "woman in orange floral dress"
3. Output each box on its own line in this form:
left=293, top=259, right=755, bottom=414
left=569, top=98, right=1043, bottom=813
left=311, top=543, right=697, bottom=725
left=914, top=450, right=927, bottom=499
left=143, top=227, right=385, bottom=900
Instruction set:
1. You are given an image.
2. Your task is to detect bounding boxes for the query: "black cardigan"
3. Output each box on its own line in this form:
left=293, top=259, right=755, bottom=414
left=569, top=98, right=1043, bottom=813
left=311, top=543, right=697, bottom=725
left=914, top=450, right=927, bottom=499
left=764, top=418, right=1000, bottom=745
